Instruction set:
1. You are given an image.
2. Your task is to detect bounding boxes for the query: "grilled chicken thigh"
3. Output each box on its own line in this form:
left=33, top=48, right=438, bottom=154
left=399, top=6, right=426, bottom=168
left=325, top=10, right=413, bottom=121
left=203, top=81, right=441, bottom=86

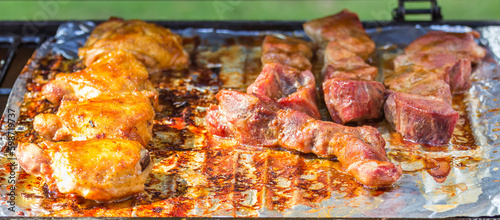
left=206, top=90, right=402, bottom=188
left=79, top=18, right=189, bottom=71
left=42, top=50, right=157, bottom=105
left=34, top=92, right=155, bottom=147
left=16, top=139, right=153, bottom=202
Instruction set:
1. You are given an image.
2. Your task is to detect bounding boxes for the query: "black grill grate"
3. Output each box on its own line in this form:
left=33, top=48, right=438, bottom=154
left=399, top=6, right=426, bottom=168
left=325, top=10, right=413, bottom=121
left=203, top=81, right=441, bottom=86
left=0, top=35, right=43, bottom=113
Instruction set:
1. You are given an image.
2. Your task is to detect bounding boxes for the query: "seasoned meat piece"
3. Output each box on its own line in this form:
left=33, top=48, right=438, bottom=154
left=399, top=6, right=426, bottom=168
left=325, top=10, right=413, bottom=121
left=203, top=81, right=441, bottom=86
left=303, top=9, right=375, bottom=59
left=322, top=41, right=377, bottom=80
left=79, top=18, right=189, bottom=71
left=323, top=79, right=385, bottom=124
left=247, top=63, right=321, bottom=119
left=404, top=31, right=486, bottom=63
left=384, top=91, right=459, bottom=146
left=33, top=92, right=155, bottom=146
left=261, top=35, right=313, bottom=71
left=42, top=50, right=157, bottom=105
left=16, top=139, right=153, bottom=202
left=383, top=31, right=485, bottom=145
left=206, top=90, right=402, bottom=188
left=321, top=40, right=384, bottom=124
left=393, top=52, right=472, bottom=94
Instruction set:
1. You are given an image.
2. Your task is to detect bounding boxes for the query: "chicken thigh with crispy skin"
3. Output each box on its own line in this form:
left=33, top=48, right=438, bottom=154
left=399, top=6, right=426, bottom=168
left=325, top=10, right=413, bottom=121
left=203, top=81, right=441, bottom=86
left=42, top=50, right=157, bottom=105
left=79, top=18, right=189, bottom=72
left=16, top=139, right=153, bottom=202
left=34, top=92, right=155, bottom=146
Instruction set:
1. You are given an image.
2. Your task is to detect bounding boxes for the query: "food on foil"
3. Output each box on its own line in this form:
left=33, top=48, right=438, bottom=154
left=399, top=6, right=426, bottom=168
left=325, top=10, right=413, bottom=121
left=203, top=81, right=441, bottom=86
left=15, top=139, right=152, bottom=202
left=384, top=31, right=487, bottom=145
left=303, top=9, right=375, bottom=59
left=33, top=91, right=155, bottom=146
left=78, top=18, right=190, bottom=72
left=247, top=63, right=321, bottom=119
left=261, top=35, right=313, bottom=71
left=42, top=50, right=157, bottom=105
left=205, top=90, right=402, bottom=188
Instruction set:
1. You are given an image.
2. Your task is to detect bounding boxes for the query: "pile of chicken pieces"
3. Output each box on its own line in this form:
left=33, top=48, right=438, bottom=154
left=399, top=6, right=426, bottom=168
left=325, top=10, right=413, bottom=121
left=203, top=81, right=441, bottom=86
left=17, top=19, right=190, bottom=202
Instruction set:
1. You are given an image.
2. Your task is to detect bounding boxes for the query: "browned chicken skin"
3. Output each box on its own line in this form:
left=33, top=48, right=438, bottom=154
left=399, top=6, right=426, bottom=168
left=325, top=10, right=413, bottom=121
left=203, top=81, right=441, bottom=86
left=79, top=18, right=189, bottom=72
left=16, top=139, right=153, bottom=202
left=42, top=50, right=158, bottom=105
left=33, top=92, right=155, bottom=146
left=206, top=90, right=402, bottom=188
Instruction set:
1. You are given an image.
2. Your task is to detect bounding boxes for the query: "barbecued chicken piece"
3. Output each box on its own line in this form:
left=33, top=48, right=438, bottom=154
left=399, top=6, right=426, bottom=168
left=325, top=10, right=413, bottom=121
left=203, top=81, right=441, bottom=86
left=16, top=139, right=153, bottom=202
left=261, top=35, right=313, bottom=71
left=79, top=18, right=189, bottom=71
left=42, top=50, right=158, bottom=105
left=247, top=63, right=321, bottom=119
left=303, top=9, right=375, bottom=59
left=33, top=92, right=155, bottom=146
left=206, top=90, right=402, bottom=188
left=404, top=31, right=486, bottom=63
left=321, top=40, right=384, bottom=124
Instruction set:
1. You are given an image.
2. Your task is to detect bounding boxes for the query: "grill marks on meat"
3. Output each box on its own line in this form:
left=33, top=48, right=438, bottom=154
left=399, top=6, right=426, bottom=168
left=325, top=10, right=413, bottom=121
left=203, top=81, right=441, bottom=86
left=304, top=11, right=384, bottom=124
left=261, top=35, right=313, bottom=71
left=384, top=31, right=486, bottom=145
left=78, top=18, right=190, bottom=72
left=247, top=63, right=321, bottom=119
left=16, top=139, right=153, bottom=202
left=206, top=90, right=402, bottom=188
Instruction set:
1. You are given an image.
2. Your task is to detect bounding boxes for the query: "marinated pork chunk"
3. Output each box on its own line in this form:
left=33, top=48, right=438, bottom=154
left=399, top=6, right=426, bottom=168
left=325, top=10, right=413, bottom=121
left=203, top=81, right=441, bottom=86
left=33, top=92, right=155, bottom=146
left=42, top=50, right=157, bottom=105
left=247, top=63, right=321, bottom=119
left=303, top=9, right=375, bottom=59
left=79, top=18, right=189, bottom=71
left=384, top=31, right=485, bottom=145
left=16, top=139, right=153, bottom=202
left=261, top=35, right=313, bottom=71
left=404, top=31, right=486, bottom=63
left=320, top=36, right=384, bottom=124
left=206, top=90, right=402, bottom=188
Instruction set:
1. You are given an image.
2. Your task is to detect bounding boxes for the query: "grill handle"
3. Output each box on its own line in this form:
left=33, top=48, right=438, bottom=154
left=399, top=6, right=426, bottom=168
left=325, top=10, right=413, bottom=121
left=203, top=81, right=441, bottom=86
left=392, top=0, right=443, bottom=22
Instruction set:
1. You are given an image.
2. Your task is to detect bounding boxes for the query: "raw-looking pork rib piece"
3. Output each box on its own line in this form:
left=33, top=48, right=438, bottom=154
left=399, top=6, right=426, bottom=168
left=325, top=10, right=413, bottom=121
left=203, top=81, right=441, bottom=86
left=247, top=63, right=321, bottom=119
left=384, top=92, right=459, bottom=146
left=302, top=9, right=375, bottom=59
left=261, top=35, right=314, bottom=71
left=78, top=18, right=189, bottom=71
left=33, top=92, right=155, bottom=147
left=16, top=139, right=153, bottom=202
left=42, top=50, right=157, bottom=105
left=320, top=37, right=385, bottom=124
left=384, top=31, right=485, bottom=145
left=205, top=90, right=402, bottom=188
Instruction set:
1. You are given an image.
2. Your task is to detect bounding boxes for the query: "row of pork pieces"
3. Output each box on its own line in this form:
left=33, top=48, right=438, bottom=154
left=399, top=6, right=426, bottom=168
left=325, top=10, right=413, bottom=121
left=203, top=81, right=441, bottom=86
left=303, top=9, right=485, bottom=146
left=206, top=9, right=486, bottom=188
left=206, top=18, right=402, bottom=188
left=16, top=19, right=190, bottom=202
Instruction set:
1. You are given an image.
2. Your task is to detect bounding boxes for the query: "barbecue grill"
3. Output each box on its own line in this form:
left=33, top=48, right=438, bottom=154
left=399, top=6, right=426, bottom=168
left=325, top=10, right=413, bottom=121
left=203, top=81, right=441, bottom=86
left=1, top=0, right=500, bottom=218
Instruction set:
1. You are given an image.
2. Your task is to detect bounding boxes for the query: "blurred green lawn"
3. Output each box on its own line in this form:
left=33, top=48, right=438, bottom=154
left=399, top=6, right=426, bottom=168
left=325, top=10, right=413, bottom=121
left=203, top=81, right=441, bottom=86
left=0, top=0, right=499, bottom=21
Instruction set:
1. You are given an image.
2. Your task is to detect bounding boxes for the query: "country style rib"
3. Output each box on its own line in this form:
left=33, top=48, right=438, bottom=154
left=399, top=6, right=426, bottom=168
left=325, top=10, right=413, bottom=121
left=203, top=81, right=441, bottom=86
left=205, top=90, right=402, bottom=188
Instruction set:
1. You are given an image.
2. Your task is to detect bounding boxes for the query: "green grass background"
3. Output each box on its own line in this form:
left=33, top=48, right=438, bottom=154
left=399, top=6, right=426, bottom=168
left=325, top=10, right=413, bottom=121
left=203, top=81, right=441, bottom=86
left=0, top=0, right=499, bottom=22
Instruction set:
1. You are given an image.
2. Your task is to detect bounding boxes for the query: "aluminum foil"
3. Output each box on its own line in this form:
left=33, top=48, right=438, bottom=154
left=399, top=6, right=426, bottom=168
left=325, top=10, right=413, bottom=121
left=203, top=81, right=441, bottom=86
left=0, top=21, right=500, bottom=218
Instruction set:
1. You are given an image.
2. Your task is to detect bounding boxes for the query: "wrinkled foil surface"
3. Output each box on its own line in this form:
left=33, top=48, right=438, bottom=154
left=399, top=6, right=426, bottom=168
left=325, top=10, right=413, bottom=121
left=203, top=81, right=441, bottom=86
left=0, top=21, right=499, bottom=217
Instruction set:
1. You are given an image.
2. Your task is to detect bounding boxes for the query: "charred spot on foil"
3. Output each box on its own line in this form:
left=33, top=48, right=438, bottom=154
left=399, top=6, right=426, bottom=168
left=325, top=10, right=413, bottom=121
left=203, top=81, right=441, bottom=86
left=140, top=150, right=151, bottom=172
